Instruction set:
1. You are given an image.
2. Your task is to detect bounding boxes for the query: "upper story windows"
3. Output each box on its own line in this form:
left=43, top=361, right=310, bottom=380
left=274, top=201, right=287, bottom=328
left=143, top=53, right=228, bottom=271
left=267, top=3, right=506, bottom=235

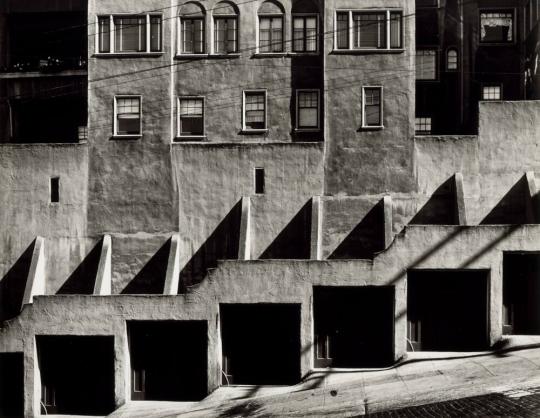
left=335, top=10, right=402, bottom=52
left=416, top=49, right=437, bottom=80
left=292, top=15, right=318, bottom=53
left=258, top=1, right=285, bottom=53
left=446, top=48, right=458, bottom=71
left=179, top=3, right=206, bottom=54
left=178, top=97, right=205, bottom=138
left=480, top=10, right=514, bottom=43
left=243, top=90, right=267, bottom=132
left=114, top=96, right=142, bottom=137
left=362, top=86, right=383, bottom=129
left=97, top=14, right=162, bottom=54
left=213, top=2, right=239, bottom=54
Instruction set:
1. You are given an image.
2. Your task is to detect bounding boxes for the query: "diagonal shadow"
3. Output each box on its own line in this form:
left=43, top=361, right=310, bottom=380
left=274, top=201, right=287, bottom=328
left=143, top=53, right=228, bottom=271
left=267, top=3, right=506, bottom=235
left=329, top=199, right=385, bottom=259
left=259, top=200, right=312, bottom=259
left=410, top=176, right=459, bottom=225
left=0, top=239, right=35, bottom=323
left=121, top=239, right=171, bottom=294
left=57, top=238, right=103, bottom=295
left=481, top=175, right=532, bottom=225
left=179, top=200, right=242, bottom=293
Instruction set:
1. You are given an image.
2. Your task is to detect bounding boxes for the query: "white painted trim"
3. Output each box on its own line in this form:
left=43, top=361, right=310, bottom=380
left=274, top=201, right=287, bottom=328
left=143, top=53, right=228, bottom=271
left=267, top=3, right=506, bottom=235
left=113, top=95, right=143, bottom=137
left=177, top=96, right=205, bottom=137
left=361, top=85, right=384, bottom=129
left=242, top=89, right=267, bottom=131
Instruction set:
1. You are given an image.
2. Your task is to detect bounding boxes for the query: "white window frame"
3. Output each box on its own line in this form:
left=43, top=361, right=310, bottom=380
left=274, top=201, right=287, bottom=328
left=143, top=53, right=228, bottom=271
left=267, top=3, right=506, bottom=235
left=362, top=86, right=384, bottom=129
left=256, top=13, right=285, bottom=54
left=177, top=14, right=207, bottom=56
left=479, top=9, right=515, bottom=44
left=113, top=95, right=142, bottom=138
left=446, top=48, right=458, bottom=71
left=295, top=89, right=320, bottom=131
left=333, top=9, right=403, bottom=52
left=481, top=84, right=503, bottom=101
left=291, top=14, right=319, bottom=54
left=242, top=89, right=268, bottom=132
left=212, top=15, right=239, bottom=55
left=415, top=117, right=432, bottom=134
left=95, top=14, right=163, bottom=55
left=177, top=96, right=205, bottom=138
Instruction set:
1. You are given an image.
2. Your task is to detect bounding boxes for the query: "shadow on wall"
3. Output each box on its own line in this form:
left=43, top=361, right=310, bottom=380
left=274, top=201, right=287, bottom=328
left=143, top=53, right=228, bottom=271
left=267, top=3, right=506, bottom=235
left=410, top=176, right=460, bottom=225
left=0, top=239, right=35, bottom=323
left=121, top=239, right=172, bottom=294
left=179, top=200, right=242, bottom=293
left=328, top=199, right=385, bottom=259
left=57, top=238, right=103, bottom=295
left=259, top=199, right=312, bottom=259
left=481, top=175, right=539, bottom=225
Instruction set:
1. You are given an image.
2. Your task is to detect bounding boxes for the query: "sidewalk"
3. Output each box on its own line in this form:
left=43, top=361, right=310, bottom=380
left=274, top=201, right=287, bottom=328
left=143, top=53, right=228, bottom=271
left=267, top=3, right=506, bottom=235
left=109, top=336, right=540, bottom=417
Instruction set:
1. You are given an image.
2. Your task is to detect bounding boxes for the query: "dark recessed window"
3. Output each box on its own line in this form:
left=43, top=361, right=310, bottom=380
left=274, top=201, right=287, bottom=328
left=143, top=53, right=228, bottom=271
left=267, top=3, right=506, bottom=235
left=255, top=168, right=265, bottom=194
left=480, top=11, right=514, bottom=43
left=50, top=177, right=59, bottom=203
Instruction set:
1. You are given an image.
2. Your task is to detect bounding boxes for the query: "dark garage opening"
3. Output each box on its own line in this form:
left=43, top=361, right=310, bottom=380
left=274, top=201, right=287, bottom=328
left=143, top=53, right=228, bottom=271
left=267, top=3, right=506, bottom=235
left=221, top=304, right=301, bottom=385
left=407, top=270, right=489, bottom=351
left=313, top=286, right=395, bottom=368
left=128, top=321, right=207, bottom=401
left=503, top=253, right=540, bottom=335
left=37, top=335, right=115, bottom=415
left=0, top=352, right=24, bottom=418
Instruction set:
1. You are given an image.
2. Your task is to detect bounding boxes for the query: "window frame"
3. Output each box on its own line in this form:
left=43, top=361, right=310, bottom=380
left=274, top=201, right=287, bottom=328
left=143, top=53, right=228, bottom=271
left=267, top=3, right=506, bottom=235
left=333, top=9, right=403, bottom=52
left=257, top=14, right=285, bottom=54
left=242, top=89, right=268, bottom=132
left=415, top=117, right=432, bottom=135
left=481, top=84, right=503, bottom=101
left=479, top=9, right=515, bottom=45
left=178, top=16, right=206, bottom=55
left=113, top=95, right=143, bottom=138
left=362, top=86, right=384, bottom=129
left=95, top=14, right=163, bottom=55
left=295, top=89, right=320, bottom=131
left=416, top=48, right=438, bottom=81
left=446, top=47, right=459, bottom=71
left=177, top=96, right=205, bottom=139
left=213, top=15, right=239, bottom=54
left=292, top=14, right=319, bottom=54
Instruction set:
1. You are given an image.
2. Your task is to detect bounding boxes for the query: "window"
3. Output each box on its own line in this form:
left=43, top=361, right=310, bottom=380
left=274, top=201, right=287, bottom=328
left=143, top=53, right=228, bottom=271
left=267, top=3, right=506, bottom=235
left=480, top=10, right=514, bottom=43
left=255, top=168, right=265, bottom=194
left=482, top=85, right=502, bottom=100
left=362, top=87, right=383, bottom=128
left=243, top=91, right=266, bottom=130
left=97, top=15, right=162, bottom=54
left=50, top=177, right=60, bottom=203
left=78, top=126, right=88, bottom=141
left=296, top=89, right=320, bottom=130
left=336, top=12, right=349, bottom=49
left=178, top=97, right=204, bottom=137
left=293, top=15, right=318, bottom=52
left=114, top=96, right=142, bottom=136
left=213, top=2, right=238, bottom=54
left=415, top=117, right=432, bottom=134
left=258, top=1, right=284, bottom=53
left=447, top=48, right=458, bottom=70
left=179, top=3, right=206, bottom=54
left=416, top=49, right=437, bottom=80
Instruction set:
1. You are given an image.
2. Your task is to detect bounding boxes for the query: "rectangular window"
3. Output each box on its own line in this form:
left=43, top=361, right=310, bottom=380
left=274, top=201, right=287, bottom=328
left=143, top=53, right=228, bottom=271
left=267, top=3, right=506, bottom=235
left=415, top=117, right=432, bottom=134
left=336, top=10, right=402, bottom=50
left=480, top=11, right=514, bottom=43
left=259, top=16, right=283, bottom=52
left=115, top=96, right=142, bottom=136
left=182, top=18, right=205, bottom=53
left=243, top=91, right=266, bottom=130
left=133, top=369, right=145, bottom=393
left=296, top=90, right=320, bottom=129
left=293, top=15, right=317, bottom=52
left=50, top=177, right=60, bottom=203
left=78, top=126, right=88, bottom=141
left=416, top=49, right=437, bottom=80
left=482, top=85, right=502, bottom=100
left=362, top=87, right=383, bottom=128
left=214, top=18, right=238, bottom=53
left=255, top=168, right=265, bottom=194
left=178, top=97, right=204, bottom=136
left=97, top=14, right=162, bottom=54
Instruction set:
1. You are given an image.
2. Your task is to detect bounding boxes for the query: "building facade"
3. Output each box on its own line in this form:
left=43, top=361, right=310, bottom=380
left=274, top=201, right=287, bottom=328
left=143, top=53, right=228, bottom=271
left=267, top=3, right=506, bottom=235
left=0, top=0, right=539, bottom=416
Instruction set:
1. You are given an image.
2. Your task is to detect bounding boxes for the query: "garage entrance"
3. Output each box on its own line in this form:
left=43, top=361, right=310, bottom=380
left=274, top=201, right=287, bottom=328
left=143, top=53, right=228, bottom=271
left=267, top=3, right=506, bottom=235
left=128, top=321, right=207, bottom=401
left=313, top=286, right=395, bottom=368
left=36, top=335, right=115, bottom=415
left=407, top=270, right=489, bottom=351
left=0, top=352, right=24, bottom=417
left=221, top=304, right=301, bottom=385
left=503, top=253, right=540, bottom=335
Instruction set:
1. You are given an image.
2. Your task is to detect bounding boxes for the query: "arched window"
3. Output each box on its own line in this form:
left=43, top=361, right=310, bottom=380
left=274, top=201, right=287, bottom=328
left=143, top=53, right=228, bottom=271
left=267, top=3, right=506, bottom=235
left=258, top=1, right=285, bottom=53
left=447, top=48, right=458, bottom=70
left=213, top=1, right=239, bottom=54
left=179, top=2, right=206, bottom=54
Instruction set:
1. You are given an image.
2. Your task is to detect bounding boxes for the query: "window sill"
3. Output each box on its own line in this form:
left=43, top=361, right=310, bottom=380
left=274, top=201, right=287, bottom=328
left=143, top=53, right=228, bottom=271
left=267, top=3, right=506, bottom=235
left=359, top=125, right=384, bottom=131
left=294, top=128, right=320, bottom=132
left=331, top=48, right=405, bottom=55
left=241, top=129, right=268, bottom=134
left=94, top=52, right=163, bottom=58
left=252, top=52, right=287, bottom=58
left=175, top=54, right=209, bottom=59
left=287, top=52, right=319, bottom=56
left=174, top=135, right=207, bottom=141
left=111, top=135, right=142, bottom=140
left=208, top=53, right=241, bottom=59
